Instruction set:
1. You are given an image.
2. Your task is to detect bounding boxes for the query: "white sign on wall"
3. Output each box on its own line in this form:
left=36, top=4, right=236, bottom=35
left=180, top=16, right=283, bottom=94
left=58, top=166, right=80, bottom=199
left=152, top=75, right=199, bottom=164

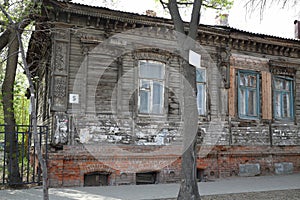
left=69, top=94, right=79, bottom=104
left=189, top=50, right=201, bottom=68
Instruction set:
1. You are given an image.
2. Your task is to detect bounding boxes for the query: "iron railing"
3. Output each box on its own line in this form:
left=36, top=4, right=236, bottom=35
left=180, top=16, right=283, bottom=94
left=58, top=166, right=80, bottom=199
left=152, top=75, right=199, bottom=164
left=0, top=125, right=48, bottom=187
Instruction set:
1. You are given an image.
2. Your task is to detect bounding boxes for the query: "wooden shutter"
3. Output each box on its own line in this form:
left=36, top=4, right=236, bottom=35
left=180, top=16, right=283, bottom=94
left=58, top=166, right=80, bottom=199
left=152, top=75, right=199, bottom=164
left=262, top=71, right=272, bottom=120
left=228, top=67, right=236, bottom=117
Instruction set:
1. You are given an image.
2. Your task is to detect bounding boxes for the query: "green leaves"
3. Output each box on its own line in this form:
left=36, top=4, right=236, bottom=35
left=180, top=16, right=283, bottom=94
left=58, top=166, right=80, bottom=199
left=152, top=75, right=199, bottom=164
left=0, top=67, right=29, bottom=125
left=157, top=0, right=234, bottom=11
left=203, top=0, right=234, bottom=10
left=0, top=0, right=42, bottom=25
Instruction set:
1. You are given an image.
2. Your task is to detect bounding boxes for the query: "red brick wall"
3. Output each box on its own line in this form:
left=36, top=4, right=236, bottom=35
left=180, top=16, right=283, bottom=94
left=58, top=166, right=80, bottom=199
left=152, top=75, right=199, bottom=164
left=47, top=145, right=300, bottom=187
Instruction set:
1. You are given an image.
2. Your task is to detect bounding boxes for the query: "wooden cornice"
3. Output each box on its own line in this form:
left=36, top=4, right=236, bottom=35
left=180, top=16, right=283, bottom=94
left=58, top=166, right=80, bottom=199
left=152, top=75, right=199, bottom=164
left=46, top=0, right=300, bottom=59
left=197, top=28, right=300, bottom=58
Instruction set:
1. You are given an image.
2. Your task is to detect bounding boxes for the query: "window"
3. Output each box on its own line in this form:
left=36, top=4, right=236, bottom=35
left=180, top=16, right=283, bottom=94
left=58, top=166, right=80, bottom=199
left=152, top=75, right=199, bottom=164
left=196, top=68, right=206, bottom=115
left=238, top=70, right=260, bottom=119
left=273, top=76, right=294, bottom=120
left=138, top=60, right=165, bottom=114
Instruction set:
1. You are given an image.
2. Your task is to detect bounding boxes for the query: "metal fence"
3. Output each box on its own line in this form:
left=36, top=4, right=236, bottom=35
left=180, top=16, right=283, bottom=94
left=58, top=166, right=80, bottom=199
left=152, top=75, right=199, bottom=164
left=0, top=125, right=48, bottom=187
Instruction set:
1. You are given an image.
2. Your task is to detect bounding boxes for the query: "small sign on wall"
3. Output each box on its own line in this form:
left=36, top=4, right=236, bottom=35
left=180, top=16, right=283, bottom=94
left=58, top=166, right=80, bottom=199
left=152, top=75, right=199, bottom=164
left=189, top=50, right=201, bottom=68
left=69, top=94, right=79, bottom=104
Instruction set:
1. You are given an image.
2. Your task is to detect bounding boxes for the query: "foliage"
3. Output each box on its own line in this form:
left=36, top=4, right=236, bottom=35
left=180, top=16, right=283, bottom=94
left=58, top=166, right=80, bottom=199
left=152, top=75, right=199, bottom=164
left=157, top=0, right=233, bottom=14
left=244, top=0, right=299, bottom=20
left=0, top=0, right=31, bottom=127
left=0, top=0, right=44, bottom=190
left=0, top=72, right=29, bottom=125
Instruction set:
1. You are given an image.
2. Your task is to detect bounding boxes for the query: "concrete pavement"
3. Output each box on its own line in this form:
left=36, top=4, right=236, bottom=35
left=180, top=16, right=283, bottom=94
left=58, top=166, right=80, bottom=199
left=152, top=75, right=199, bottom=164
left=1, top=173, right=300, bottom=200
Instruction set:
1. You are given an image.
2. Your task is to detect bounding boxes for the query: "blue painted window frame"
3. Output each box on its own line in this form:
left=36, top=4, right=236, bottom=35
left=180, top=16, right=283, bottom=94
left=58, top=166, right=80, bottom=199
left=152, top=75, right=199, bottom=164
left=237, top=70, right=260, bottom=119
left=273, top=76, right=294, bottom=120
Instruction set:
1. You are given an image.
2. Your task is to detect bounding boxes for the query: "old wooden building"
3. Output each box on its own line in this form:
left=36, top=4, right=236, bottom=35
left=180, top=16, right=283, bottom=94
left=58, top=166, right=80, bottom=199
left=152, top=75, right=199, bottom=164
left=30, top=0, right=300, bottom=187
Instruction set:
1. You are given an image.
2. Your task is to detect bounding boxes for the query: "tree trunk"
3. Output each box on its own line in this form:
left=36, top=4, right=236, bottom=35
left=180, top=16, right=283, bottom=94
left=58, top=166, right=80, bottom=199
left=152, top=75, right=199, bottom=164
left=167, top=0, right=202, bottom=197
left=177, top=61, right=200, bottom=200
left=178, top=137, right=200, bottom=200
left=2, top=28, right=22, bottom=186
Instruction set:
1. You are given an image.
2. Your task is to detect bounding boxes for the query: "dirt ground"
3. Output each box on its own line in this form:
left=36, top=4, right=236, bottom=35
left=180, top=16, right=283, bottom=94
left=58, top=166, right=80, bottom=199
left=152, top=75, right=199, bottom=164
left=201, top=189, right=300, bottom=200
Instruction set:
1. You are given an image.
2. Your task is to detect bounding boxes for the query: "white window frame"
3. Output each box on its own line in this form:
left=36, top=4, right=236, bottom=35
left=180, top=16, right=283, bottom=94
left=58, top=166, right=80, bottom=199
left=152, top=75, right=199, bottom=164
left=138, top=60, right=165, bottom=115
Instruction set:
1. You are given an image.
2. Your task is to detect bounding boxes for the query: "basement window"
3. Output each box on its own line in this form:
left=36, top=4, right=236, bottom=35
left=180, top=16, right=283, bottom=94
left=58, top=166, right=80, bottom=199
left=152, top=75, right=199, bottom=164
left=84, top=172, right=109, bottom=186
left=136, top=171, right=158, bottom=185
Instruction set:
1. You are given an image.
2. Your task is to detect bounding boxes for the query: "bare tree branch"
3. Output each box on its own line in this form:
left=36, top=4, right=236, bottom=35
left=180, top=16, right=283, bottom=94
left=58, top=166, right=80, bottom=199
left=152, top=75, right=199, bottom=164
left=159, top=0, right=168, bottom=9
left=16, top=22, right=49, bottom=199
left=244, top=0, right=299, bottom=20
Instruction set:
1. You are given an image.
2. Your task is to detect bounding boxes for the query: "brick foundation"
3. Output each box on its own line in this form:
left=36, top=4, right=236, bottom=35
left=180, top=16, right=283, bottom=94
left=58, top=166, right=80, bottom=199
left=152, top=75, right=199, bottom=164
left=47, top=145, right=300, bottom=187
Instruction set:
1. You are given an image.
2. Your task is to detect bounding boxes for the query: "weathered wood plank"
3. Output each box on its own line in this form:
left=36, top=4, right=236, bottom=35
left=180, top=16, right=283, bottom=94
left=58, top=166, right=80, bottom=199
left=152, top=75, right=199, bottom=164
left=228, top=66, right=236, bottom=117
left=262, top=71, right=272, bottom=120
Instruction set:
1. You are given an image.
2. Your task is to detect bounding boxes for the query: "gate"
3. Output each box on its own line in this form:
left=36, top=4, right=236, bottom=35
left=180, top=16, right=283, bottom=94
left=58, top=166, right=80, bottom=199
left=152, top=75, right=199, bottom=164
left=0, top=125, right=48, bottom=187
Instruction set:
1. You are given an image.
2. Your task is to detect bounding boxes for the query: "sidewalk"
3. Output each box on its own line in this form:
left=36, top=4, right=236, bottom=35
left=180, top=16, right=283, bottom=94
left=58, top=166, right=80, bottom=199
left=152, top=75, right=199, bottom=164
left=1, top=173, right=300, bottom=200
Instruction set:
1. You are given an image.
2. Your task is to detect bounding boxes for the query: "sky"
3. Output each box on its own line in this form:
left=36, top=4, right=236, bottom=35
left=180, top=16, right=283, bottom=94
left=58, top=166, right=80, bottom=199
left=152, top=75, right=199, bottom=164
left=72, top=0, right=299, bottom=39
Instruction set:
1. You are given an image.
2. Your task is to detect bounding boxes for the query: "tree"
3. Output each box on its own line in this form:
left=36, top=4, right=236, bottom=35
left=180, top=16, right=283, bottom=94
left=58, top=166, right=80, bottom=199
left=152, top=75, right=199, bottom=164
left=0, top=1, right=31, bottom=185
left=244, top=0, right=299, bottom=20
left=0, top=1, right=48, bottom=198
left=157, top=0, right=232, bottom=199
left=157, top=0, right=298, bottom=199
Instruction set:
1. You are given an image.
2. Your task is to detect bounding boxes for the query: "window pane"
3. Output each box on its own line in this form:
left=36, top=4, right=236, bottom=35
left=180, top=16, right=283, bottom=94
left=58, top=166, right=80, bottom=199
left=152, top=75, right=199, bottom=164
left=239, top=88, right=246, bottom=115
left=283, top=80, right=290, bottom=91
left=249, top=75, right=256, bottom=87
left=248, top=90, right=257, bottom=116
left=274, top=77, right=293, bottom=119
left=139, top=61, right=164, bottom=79
left=140, top=80, right=150, bottom=90
left=197, top=84, right=205, bottom=115
left=196, top=68, right=206, bottom=82
left=241, top=74, right=257, bottom=87
left=275, top=79, right=283, bottom=90
left=282, top=93, right=290, bottom=118
left=139, top=90, right=150, bottom=113
left=274, top=93, right=281, bottom=118
left=152, top=81, right=163, bottom=114
left=239, top=73, right=245, bottom=86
